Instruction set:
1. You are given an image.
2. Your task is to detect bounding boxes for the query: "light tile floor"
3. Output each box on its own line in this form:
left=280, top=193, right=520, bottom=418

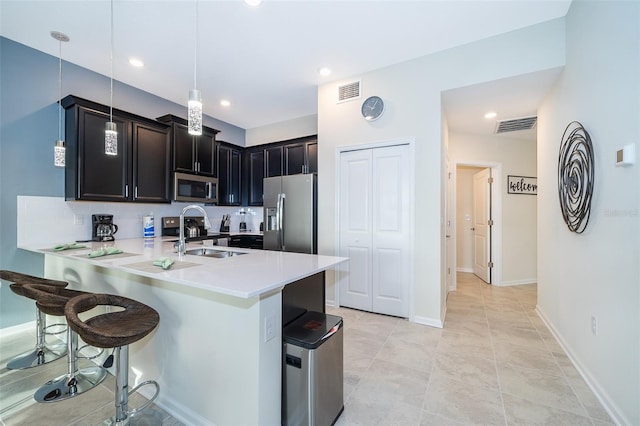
left=328, top=273, right=613, bottom=426
left=0, top=273, right=612, bottom=425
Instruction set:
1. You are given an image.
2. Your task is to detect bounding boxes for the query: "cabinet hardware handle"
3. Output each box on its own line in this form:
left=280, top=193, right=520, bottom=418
left=125, top=185, right=129, bottom=198
left=134, top=186, right=138, bottom=199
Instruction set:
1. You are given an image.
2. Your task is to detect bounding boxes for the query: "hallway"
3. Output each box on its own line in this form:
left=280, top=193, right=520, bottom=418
left=330, top=273, right=612, bottom=425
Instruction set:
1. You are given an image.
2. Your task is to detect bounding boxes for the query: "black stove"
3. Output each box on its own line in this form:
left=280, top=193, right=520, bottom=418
left=161, top=216, right=221, bottom=242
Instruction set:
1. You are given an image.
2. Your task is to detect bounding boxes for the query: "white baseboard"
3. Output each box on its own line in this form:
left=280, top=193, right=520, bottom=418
left=495, top=278, right=537, bottom=287
left=143, top=390, right=214, bottom=426
left=535, top=306, right=629, bottom=426
left=456, top=267, right=473, bottom=273
left=413, top=315, right=443, bottom=329
left=0, top=321, right=35, bottom=338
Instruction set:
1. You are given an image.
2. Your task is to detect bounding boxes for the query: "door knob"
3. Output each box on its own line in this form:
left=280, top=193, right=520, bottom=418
left=470, top=227, right=475, bottom=231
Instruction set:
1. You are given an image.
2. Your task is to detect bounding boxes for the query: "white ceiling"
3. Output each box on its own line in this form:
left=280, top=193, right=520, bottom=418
left=0, top=0, right=571, bottom=132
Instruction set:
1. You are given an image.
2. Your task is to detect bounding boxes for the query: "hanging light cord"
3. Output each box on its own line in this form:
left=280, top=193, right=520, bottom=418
left=194, top=0, right=198, bottom=90
left=109, top=0, right=114, bottom=122
left=57, top=38, right=63, bottom=141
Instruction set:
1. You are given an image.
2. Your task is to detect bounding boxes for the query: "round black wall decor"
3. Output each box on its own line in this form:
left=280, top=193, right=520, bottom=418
left=557, top=121, right=594, bottom=233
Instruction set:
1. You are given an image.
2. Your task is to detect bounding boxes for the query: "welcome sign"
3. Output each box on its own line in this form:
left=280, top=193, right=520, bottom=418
left=508, top=175, right=537, bottom=195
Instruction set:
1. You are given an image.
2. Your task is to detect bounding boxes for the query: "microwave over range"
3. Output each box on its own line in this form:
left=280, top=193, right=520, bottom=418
left=173, top=172, right=218, bottom=203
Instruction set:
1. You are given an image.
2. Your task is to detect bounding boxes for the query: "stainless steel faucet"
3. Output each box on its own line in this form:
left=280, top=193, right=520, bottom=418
left=174, top=205, right=212, bottom=256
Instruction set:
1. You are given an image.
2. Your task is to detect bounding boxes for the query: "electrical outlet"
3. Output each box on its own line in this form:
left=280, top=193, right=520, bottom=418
left=264, top=315, right=276, bottom=342
left=591, top=315, right=598, bottom=335
left=73, top=214, right=84, bottom=225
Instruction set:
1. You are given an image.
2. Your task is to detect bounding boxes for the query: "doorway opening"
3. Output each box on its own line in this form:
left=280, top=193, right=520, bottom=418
left=449, top=162, right=503, bottom=292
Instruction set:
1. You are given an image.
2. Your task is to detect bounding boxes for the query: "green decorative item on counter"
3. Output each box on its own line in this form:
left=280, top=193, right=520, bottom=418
left=153, top=257, right=174, bottom=270
left=53, top=243, right=87, bottom=251
left=87, top=247, right=123, bottom=258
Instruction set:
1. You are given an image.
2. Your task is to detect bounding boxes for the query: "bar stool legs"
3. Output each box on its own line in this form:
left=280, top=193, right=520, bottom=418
left=111, top=346, right=162, bottom=425
left=15, top=283, right=108, bottom=403
left=7, top=306, right=66, bottom=370
left=64, top=293, right=161, bottom=425
left=33, top=327, right=107, bottom=403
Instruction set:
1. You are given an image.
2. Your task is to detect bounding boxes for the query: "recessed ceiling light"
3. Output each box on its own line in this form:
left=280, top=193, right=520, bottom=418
left=318, top=67, right=331, bottom=76
left=244, top=0, right=262, bottom=6
left=220, top=100, right=231, bottom=107
left=129, top=57, right=144, bottom=68
left=484, top=111, right=497, bottom=119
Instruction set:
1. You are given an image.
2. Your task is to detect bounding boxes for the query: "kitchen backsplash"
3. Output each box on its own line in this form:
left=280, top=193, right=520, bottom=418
left=17, top=196, right=263, bottom=247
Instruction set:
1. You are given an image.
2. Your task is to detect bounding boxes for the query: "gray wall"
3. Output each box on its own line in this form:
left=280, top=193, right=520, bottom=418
left=0, top=37, right=245, bottom=328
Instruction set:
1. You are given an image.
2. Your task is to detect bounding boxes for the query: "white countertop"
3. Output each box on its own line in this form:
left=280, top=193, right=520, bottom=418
left=21, top=237, right=346, bottom=299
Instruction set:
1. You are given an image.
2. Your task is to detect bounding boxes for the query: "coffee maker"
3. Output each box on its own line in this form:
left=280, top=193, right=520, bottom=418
left=92, top=214, right=118, bottom=242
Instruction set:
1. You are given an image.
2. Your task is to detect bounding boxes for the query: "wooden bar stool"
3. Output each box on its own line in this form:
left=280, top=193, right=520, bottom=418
left=19, top=284, right=108, bottom=403
left=1, top=270, right=68, bottom=369
left=65, top=293, right=161, bottom=425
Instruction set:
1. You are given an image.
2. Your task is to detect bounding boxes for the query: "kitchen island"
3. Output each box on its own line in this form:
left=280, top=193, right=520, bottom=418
left=20, top=237, right=346, bottom=425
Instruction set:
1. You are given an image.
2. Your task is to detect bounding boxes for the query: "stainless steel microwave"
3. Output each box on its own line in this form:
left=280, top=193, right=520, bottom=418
left=173, top=172, right=218, bottom=203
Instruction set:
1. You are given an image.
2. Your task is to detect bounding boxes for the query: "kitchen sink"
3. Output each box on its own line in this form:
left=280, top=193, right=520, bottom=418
left=185, top=248, right=247, bottom=258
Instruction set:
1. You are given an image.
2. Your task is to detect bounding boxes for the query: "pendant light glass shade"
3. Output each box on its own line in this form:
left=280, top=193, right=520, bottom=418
left=105, top=0, right=118, bottom=155
left=188, top=89, right=202, bottom=135
left=188, top=0, right=203, bottom=136
left=54, top=140, right=66, bottom=167
left=105, top=121, right=118, bottom=155
left=51, top=31, right=69, bottom=168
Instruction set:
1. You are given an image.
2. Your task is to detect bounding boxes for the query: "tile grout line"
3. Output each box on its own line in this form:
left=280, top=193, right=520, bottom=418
left=481, top=281, right=510, bottom=426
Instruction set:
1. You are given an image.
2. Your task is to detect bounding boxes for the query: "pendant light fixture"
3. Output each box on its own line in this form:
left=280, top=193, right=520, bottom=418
left=105, top=0, right=118, bottom=156
left=51, top=31, right=69, bottom=168
left=188, top=0, right=202, bottom=135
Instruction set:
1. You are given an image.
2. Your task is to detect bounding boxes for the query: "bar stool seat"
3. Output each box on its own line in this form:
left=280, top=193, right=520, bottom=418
left=66, top=293, right=161, bottom=425
left=1, top=270, right=68, bottom=369
left=19, top=284, right=107, bottom=403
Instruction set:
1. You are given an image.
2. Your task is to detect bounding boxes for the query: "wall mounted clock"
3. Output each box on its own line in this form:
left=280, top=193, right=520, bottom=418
left=361, top=96, right=384, bottom=121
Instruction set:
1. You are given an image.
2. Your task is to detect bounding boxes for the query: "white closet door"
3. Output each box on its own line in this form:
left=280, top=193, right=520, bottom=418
left=371, top=145, right=410, bottom=317
left=339, top=144, right=410, bottom=317
left=339, top=149, right=373, bottom=311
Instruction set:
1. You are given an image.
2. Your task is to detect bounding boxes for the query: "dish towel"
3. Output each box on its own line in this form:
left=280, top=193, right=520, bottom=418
left=153, top=257, right=175, bottom=270
left=87, top=247, right=123, bottom=258
left=53, top=243, right=87, bottom=251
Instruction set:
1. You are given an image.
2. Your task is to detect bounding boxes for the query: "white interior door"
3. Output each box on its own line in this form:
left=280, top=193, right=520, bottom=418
left=472, top=168, right=492, bottom=283
left=339, top=149, right=373, bottom=311
left=371, top=145, right=410, bottom=317
left=339, top=144, right=410, bottom=317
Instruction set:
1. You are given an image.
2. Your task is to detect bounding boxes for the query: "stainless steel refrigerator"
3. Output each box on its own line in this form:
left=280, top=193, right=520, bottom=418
left=263, top=173, right=317, bottom=254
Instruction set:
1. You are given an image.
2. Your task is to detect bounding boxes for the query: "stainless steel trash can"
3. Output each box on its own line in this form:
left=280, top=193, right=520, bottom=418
left=283, top=311, right=344, bottom=426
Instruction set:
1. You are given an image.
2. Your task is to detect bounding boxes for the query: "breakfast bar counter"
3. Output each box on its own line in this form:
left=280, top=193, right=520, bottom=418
left=20, top=238, right=347, bottom=425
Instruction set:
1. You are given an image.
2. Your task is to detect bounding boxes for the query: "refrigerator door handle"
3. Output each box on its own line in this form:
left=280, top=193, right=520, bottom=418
left=279, top=193, right=286, bottom=251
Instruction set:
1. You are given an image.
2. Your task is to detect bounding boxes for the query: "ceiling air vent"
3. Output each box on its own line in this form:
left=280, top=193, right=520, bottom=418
left=495, top=116, right=537, bottom=133
left=337, top=81, right=361, bottom=103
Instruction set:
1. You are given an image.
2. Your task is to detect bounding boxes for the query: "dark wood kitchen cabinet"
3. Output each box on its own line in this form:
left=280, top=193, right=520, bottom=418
left=245, top=148, right=265, bottom=206
left=265, top=145, right=283, bottom=177
left=242, top=137, right=316, bottom=206
left=228, top=234, right=263, bottom=249
left=157, top=115, right=218, bottom=177
left=62, top=95, right=171, bottom=203
left=217, top=141, right=242, bottom=205
left=284, top=137, right=317, bottom=175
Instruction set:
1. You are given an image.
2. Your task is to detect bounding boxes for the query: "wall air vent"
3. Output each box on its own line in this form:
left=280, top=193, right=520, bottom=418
left=495, top=116, right=537, bottom=133
left=337, top=81, right=361, bottom=103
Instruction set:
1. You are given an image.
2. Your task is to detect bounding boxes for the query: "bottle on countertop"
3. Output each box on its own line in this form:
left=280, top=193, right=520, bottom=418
left=143, top=213, right=155, bottom=238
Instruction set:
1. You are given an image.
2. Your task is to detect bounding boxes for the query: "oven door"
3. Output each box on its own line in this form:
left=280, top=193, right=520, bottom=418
left=173, top=173, right=218, bottom=203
